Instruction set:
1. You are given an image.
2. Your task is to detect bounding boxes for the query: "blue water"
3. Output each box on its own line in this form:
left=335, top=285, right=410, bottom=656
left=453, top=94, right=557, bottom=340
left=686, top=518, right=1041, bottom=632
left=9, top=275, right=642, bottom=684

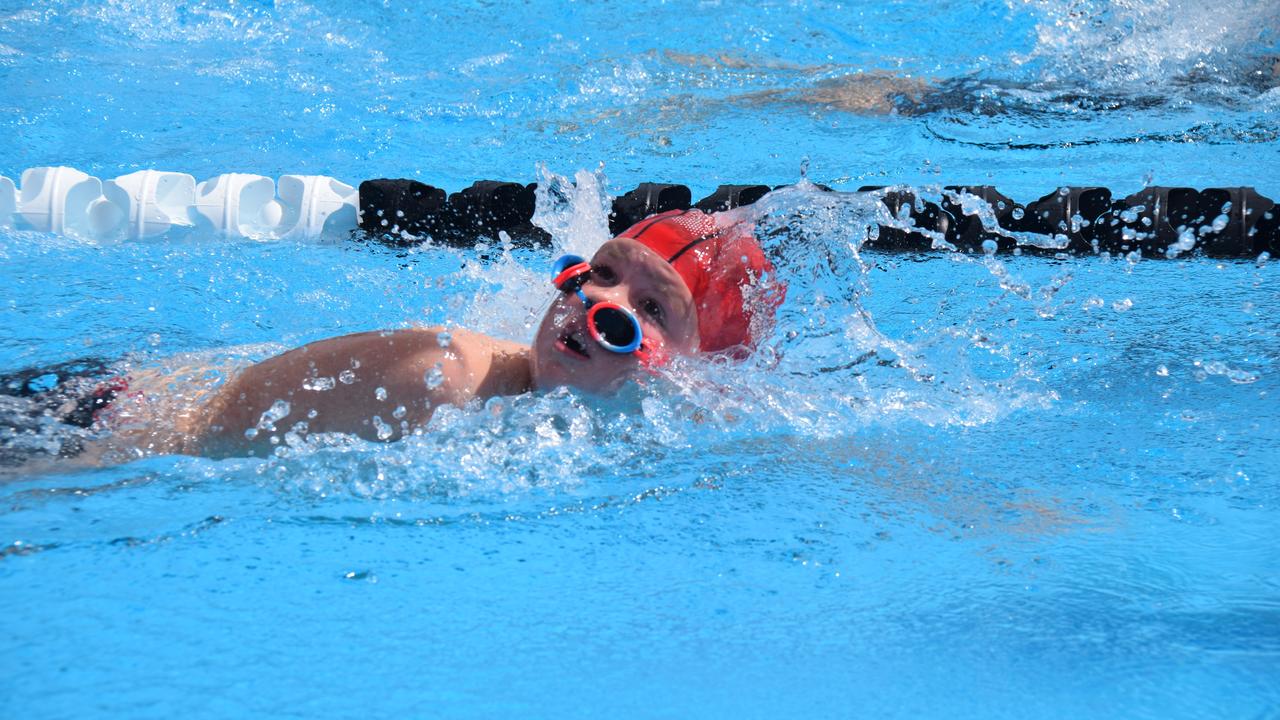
left=2, top=1, right=1279, bottom=718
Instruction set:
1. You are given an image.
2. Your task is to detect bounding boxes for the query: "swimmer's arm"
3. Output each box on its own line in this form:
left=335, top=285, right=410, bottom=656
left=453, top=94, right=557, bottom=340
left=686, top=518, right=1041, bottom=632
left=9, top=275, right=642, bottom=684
left=191, top=328, right=474, bottom=457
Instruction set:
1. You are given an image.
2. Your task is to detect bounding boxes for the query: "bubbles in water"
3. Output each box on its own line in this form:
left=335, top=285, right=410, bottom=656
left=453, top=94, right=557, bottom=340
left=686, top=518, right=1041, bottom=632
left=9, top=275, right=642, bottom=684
left=1156, top=365, right=1170, bottom=377
left=1012, top=207, right=1025, bottom=220
left=374, top=386, right=387, bottom=402
left=392, top=405, right=407, bottom=419
left=1112, top=298, right=1134, bottom=312
left=371, top=415, right=393, bottom=441
left=437, top=331, right=452, bottom=348
left=338, top=370, right=356, bottom=385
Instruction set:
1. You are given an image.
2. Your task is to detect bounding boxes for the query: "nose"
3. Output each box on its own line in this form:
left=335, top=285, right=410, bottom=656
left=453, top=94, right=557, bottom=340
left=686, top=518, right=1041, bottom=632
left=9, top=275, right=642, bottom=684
left=581, top=281, right=630, bottom=309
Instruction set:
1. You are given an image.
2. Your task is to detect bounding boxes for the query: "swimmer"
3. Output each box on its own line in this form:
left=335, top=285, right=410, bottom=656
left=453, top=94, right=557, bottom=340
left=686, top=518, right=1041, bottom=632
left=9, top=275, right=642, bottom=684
left=0, top=208, right=780, bottom=466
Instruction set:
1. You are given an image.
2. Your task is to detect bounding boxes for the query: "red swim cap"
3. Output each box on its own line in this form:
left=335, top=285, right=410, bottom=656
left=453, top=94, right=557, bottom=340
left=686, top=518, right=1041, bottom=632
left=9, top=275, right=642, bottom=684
left=618, top=209, right=782, bottom=354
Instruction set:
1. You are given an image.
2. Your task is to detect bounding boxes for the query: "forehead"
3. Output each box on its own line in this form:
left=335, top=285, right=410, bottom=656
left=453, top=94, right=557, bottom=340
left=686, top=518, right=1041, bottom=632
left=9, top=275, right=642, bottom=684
left=592, top=238, right=692, bottom=303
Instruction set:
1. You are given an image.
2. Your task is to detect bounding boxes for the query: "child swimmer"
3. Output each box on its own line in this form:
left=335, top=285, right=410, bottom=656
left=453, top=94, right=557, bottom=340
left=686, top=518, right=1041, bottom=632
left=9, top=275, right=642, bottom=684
left=190, top=209, right=782, bottom=458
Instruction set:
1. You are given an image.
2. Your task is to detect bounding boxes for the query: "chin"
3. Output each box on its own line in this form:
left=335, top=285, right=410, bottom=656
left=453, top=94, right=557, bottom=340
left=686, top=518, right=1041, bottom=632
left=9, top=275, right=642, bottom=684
left=531, top=356, right=621, bottom=394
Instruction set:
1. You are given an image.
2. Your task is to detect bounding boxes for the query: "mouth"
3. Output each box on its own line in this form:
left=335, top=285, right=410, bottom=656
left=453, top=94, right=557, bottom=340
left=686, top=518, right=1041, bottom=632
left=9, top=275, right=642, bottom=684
left=555, top=330, right=591, bottom=361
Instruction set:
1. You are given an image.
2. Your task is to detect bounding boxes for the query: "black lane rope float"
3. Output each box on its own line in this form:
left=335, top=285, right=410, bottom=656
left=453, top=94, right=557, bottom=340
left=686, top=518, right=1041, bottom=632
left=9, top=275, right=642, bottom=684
left=358, top=179, right=1280, bottom=259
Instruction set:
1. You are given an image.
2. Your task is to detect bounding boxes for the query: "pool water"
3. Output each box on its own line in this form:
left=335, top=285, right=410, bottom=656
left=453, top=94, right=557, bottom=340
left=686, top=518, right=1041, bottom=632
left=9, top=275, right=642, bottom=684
left=2, top=1, right=1278, bottom=718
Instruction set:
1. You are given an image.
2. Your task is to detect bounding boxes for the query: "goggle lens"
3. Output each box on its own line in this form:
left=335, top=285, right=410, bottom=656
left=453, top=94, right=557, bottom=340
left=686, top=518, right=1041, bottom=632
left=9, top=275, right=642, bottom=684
left=552, top=254, right=592, bottom=293
left=587, top=303, right=642, bottom=353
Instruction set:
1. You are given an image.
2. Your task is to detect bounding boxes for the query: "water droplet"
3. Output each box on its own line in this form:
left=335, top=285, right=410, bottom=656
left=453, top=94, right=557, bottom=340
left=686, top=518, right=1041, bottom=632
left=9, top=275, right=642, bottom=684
left=981, top=239, right=998, bottom=256
left=1257, top=252, right=1271, bottom=266
left=372, top=415, right=393, bottom=441
left=307, top=408, right=318, bottom=419
left=392, top=405, right=407, bottom=419
left=374, top=386, right=387, bottom=401
left=302, top=376, right=335, bottom=391
left=437, top=331, right=452, bottom=348
left=424, top=364, right=444, bottom=389
left=1011, top=207, right=1024, bottom=220
left=338, top=370, right=356, bottom=385
left=256, top=400, right=291, bottom=431
left=244, top=427, right=259, bottom=440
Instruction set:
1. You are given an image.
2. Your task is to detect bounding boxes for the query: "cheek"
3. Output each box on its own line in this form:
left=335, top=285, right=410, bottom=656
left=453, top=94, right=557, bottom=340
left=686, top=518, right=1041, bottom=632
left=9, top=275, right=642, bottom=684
left=647, top=321, right=698, bottom=356
left=531, top=301, right=568, bottom=347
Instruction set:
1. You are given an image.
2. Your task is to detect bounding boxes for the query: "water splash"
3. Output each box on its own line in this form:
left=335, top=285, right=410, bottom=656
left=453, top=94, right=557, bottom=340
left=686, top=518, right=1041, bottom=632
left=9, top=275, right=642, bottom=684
left=1012, top=0, right=1280, bottom=90
left=459, top=165, right=614, bottom=342
left=239, top=176, right=1078, bottom=501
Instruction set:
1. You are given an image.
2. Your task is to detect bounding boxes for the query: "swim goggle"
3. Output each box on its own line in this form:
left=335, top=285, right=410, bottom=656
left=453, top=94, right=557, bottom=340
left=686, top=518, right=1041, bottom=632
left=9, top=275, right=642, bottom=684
left=551, top=254, right=656, bottom=363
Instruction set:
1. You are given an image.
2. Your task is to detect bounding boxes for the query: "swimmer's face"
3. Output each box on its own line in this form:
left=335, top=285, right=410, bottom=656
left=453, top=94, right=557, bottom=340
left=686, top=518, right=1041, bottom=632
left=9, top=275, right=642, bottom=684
left=531, top=237, right=700, bottom=393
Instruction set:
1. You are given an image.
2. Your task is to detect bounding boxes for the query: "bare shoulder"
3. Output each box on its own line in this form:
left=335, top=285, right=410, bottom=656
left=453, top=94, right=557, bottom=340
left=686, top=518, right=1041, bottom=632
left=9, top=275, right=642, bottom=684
left=189, top=326, right=531, bottom=456
left=380, top=327, right=531, bottom=403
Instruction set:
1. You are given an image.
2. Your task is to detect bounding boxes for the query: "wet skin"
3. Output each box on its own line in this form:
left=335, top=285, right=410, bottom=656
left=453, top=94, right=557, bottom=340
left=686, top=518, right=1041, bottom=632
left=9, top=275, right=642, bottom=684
left=530, top=238, right=700, bottom=393
left=183, top=238, right=700, bottom=456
